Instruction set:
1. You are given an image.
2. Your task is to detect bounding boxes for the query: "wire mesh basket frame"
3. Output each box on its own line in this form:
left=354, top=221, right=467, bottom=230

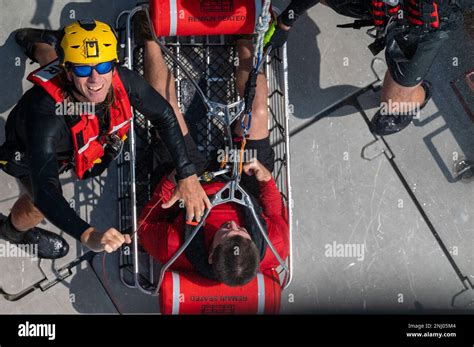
left=116, top=6, right=293, bottom=295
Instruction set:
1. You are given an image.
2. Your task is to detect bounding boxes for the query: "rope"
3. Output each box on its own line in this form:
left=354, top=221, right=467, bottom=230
left=133, top=195, right=164, bottom=239
left=101, top=194, right=165, bottom=314
left=253, top=0, right=272, bottom=68
left=240, top=0, right=272, bottom=137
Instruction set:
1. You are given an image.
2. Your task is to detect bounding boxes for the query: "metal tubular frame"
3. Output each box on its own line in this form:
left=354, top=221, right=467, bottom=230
left=116, top=4, right=292, bottom=297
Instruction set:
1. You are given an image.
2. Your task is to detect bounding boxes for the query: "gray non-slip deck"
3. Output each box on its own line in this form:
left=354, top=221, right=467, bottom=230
left=0, top=260, right=117, bottom=314
left=281, top=104, right=469, bottom=313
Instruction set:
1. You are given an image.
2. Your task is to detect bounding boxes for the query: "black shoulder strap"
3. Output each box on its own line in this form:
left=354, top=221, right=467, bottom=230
left=241, top=188, right=268, bottom=261
left=184, top=224, right=218, bottom=281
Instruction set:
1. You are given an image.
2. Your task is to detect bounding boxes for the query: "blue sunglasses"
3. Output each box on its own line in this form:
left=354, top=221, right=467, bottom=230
left=70, top=61, right=114, bottom=77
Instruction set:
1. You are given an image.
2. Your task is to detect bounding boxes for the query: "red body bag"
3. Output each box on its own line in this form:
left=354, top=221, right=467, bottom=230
left=149, top=0, right=267, bottom=36
left=160, top=269, right=281, bottom=314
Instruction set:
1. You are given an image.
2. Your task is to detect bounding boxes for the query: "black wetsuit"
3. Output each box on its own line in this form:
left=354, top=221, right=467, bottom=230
left=2, top=65, right=196, bottom=240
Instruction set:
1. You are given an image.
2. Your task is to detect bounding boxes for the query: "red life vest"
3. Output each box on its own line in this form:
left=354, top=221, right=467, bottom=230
left=27, top=59, right=133, bottom=179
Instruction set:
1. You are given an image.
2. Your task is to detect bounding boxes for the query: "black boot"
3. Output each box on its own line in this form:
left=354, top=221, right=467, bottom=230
left=14, top=28, right=62, bottom=63
left=0, top=215, right=69, bottom=259
left=369, top=110, right=414, bottom=136
left=369, top=80, right=433, bottom=136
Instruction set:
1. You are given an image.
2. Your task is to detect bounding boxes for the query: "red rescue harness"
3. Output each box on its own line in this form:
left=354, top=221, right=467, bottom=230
left=371, top=0, right=401, bottom=27
left=371, top=0, right=440, bottom=29
left=405, top=0, right=440, bottom=29
left=27, top=60, right=132, bottom=179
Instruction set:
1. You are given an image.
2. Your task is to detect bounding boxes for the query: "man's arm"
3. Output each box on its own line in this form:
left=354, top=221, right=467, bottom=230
left=138, top=174, right=177, bottom=226
left=242, top=159, right=287, bottom=220
left=258, top=178, right=288, bottom=220
left=25, top=105, right=91, bottom=240
left=259, top=184, right=290, bottom=267
left=243, top=160, right=289, bottom=266
left=24, top=93, right=131, bottom=253
left=118, top=66, right=212, bottom=222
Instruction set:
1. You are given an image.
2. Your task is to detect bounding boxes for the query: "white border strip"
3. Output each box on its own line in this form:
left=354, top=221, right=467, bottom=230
left=172, top=271, right=180, bottom=315
left=257, top=272, right=265, bottom=314
left=169, top=0, right=178, bottom=36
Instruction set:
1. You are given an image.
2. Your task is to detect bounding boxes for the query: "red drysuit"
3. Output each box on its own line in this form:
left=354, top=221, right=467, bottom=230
left=138, top=176, right=289, bottom=271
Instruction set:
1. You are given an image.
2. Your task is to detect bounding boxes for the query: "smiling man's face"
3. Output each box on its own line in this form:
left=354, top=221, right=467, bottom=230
left=67, top=64, right=113, bottom=103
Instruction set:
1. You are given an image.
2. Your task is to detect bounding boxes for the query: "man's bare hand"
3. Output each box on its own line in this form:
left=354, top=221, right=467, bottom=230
left=162, top=174, right=212, bottom=223
left=243, top=158, right=272, bottom=182
left=81, top=227, right=132, bottom=253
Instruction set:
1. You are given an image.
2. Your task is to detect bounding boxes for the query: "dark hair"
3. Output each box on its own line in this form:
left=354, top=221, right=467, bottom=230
left=211, top=235, right=260, bottom=287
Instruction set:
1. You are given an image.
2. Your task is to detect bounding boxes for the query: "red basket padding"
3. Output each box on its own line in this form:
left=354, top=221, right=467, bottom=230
left=149, top=0, right=265, bottom=36
left=160, top=269, right=281, bottom=314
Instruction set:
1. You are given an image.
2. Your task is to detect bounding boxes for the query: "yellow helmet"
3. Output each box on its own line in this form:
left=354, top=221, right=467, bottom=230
left=60, top=19, right=118, bottom=65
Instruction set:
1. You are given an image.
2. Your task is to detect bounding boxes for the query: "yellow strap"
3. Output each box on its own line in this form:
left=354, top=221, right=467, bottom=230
left=220, top=154, right=228, bottom=169
left=238, top=138, right=247, bottom=175
left=0, top=160, right=8, bottom=166
left=121, top=134, right=127, bottom=141
left=93, top=158, right=102, bottom=165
